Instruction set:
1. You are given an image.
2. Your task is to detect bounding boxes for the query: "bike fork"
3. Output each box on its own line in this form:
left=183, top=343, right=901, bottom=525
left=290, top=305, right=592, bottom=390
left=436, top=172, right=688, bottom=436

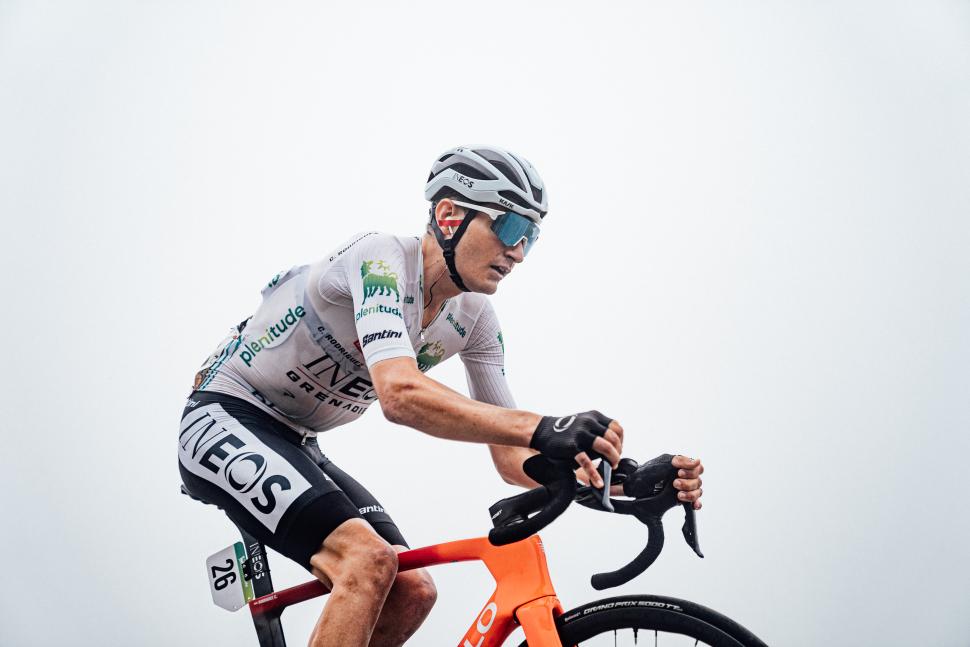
left=516, top=596, right=568, bottom=647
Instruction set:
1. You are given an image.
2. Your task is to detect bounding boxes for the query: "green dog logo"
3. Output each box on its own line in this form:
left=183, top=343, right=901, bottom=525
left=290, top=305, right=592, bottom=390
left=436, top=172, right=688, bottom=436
left=361, top=260, right=400, bottom=303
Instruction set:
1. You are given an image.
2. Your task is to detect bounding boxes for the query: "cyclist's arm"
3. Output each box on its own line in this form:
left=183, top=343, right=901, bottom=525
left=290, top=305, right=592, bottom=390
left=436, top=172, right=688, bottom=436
left=372, top=357, right=618, bottom=489
left=370, top=356, right=541, bottom=448
left=340, top=237, right=541, bottom=454
left=453, top=299, right=623, bottom=488
left=457, top=298, right=540, bottom=487
left=488, top=445, right=541, bottom=487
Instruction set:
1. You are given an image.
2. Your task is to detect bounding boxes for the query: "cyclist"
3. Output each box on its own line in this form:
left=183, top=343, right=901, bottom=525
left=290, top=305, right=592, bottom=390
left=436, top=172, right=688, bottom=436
left=178, top=145, right=704, bottom=647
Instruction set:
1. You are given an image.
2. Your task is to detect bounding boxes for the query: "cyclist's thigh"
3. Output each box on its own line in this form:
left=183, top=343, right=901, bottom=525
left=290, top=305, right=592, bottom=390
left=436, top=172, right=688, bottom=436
left=177, top=391, right=362, bottom=569
left=306, top=448, right=409, bottom=549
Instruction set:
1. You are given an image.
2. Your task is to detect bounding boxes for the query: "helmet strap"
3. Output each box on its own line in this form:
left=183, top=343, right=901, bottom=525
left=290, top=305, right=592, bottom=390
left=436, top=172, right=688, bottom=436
left=429, top=201, right=476, bottom=293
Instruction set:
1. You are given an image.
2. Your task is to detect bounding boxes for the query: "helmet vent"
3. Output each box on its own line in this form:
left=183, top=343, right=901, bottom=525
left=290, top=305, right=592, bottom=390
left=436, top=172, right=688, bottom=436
left=499, top=190, right=527, bottom=209
left=488, top=160, right=527, bottom=192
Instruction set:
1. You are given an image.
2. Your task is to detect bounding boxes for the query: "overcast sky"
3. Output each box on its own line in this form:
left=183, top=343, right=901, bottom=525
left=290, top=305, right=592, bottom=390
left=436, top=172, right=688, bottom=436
left=1, top=1, right=968, bottom=645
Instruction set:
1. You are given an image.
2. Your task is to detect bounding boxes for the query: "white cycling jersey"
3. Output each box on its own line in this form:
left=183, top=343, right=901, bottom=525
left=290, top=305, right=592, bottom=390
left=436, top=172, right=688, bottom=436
left=193, top=232, right=514, bottom=436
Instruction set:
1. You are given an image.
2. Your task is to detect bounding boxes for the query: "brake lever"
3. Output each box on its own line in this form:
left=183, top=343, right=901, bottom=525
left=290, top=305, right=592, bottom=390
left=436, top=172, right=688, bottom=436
left=594, top=461, right=614, bottom=512
left=682, top=502, right=703, bottom=558
left=576, top=458, right=637, bottom=511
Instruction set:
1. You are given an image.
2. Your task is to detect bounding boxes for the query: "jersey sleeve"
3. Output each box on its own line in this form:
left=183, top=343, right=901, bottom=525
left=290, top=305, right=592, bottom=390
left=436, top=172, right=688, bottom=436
left=344, top=234, right=416, bottom=368
left=459, top=299, right=516, bottom=408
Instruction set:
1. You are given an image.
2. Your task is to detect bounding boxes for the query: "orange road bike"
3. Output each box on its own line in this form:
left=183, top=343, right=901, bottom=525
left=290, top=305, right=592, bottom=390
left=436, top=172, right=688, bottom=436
left=186, top=454, right=769, bottom=646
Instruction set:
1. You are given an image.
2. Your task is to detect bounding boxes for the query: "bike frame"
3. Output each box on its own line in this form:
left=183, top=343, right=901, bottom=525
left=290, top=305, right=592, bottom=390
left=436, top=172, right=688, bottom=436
left=246, top=534, right=565, bottom=647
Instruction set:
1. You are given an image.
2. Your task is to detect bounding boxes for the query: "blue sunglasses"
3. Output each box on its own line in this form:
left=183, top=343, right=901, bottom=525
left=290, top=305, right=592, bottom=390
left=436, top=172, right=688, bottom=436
left=452, top=200, right=541, bottom=255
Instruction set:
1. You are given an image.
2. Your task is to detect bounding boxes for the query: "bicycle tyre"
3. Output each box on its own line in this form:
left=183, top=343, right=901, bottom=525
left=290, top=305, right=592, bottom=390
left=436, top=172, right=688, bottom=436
left=517, top=594, right=769, bottom=646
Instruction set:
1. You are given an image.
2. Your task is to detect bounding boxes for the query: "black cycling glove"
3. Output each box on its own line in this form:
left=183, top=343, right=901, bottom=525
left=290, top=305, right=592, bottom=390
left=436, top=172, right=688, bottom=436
left=530, top=410, right=613, bottom=464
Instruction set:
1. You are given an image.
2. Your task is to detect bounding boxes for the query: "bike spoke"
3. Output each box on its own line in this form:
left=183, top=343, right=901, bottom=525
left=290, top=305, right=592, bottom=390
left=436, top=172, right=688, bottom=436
left=570, top=629, right=717, bottom=645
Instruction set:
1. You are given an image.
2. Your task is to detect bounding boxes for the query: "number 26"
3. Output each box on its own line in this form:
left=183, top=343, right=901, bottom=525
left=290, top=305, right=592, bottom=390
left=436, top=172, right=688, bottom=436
left=211, top=558, right=237, bottom=590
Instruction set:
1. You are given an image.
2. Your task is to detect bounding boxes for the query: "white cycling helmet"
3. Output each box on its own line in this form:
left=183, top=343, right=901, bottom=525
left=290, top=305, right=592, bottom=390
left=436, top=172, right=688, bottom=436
left=425, top=146, right=548, bottom=222
left=424, top=146, right=548, bottom=292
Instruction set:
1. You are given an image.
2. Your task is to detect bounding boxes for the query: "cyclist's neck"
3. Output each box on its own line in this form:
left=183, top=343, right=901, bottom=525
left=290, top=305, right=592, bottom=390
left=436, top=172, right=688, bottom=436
left=421, top=234, right=462, bottom=318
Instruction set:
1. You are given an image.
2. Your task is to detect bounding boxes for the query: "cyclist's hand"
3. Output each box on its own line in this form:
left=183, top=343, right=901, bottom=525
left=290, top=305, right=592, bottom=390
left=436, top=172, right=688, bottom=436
left=672, top=455, right=704, bottom=510
left=530, top=411, right=624, bottom=488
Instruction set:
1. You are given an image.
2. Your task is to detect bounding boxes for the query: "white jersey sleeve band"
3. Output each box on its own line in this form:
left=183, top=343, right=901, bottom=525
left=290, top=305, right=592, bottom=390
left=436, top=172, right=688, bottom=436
left=342, top=235, right=415, bottom=368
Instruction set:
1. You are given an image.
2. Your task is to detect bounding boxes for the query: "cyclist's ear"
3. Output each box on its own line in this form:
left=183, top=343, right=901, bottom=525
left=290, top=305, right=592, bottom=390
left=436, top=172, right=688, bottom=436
left=433, top=199, right=468, bottom=239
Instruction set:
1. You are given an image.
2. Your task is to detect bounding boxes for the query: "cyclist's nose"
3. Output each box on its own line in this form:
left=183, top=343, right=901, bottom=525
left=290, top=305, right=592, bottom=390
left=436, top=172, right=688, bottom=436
left=506, top=240, right=525, bottom=263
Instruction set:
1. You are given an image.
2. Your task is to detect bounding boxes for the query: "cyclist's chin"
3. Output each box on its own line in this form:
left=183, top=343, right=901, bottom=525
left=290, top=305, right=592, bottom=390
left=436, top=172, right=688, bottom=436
left=466, top=272, right=500, bottom=295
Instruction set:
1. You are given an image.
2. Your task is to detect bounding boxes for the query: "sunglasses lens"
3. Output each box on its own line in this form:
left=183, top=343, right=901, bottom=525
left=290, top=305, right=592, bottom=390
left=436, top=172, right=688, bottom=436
left=492, top=213, right=540, bottom=255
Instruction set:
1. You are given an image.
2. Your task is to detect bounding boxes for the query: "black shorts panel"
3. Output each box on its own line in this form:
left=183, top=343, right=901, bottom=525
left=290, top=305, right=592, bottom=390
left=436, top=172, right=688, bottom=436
left=178, top=391, right=406, bottom=569
left=313, top=456, right=409, bottom=549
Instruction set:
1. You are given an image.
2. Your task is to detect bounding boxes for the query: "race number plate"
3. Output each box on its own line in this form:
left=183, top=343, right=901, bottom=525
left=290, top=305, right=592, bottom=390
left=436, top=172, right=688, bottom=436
left=206, top=542, right=254, bottom=611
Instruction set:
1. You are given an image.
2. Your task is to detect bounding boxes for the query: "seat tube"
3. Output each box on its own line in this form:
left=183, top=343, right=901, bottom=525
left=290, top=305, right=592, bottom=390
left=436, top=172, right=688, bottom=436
left=240, top=529, right=275, bottom=597
left=240, top=530, right=287, bottom=647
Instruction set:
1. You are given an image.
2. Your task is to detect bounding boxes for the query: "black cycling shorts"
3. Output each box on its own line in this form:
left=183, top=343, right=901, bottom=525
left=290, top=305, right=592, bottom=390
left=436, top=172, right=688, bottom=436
left=178, top=390, right=407, bottom=570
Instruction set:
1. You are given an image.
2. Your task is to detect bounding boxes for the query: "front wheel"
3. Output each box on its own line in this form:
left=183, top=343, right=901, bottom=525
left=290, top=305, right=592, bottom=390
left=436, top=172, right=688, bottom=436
left=518, top=595, right=769, bottom=646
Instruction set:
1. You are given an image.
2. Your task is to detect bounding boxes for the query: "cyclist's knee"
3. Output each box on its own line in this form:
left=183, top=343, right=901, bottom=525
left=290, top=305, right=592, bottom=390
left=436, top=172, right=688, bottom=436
left=399, top=568, right=437, bottom=612
left=310, top=520, right=398, bottom=592
left=360, top=540, right=399, bottom=583
left=414, top=575, right=437, bottom=613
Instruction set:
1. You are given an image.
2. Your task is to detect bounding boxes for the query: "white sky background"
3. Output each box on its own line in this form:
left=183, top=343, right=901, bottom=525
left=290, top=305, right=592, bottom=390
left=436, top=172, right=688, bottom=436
left=1, top=1, right=968, bottom=645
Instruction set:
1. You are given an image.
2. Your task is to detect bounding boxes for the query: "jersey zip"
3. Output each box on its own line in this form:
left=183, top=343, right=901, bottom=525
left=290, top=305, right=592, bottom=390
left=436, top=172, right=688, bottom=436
left=419, top=301, right=448, bottom=341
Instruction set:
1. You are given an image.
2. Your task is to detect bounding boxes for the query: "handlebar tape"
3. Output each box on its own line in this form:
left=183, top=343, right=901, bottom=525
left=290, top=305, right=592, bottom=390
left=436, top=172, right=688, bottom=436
left=590, top=515, right=665, bottom=590
left=488, top=479, right=577, bottom=546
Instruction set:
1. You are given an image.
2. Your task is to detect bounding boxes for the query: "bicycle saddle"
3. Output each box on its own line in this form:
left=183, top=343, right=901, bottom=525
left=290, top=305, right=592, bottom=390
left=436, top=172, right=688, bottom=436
left=180, top=484, right=224, bottom=511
